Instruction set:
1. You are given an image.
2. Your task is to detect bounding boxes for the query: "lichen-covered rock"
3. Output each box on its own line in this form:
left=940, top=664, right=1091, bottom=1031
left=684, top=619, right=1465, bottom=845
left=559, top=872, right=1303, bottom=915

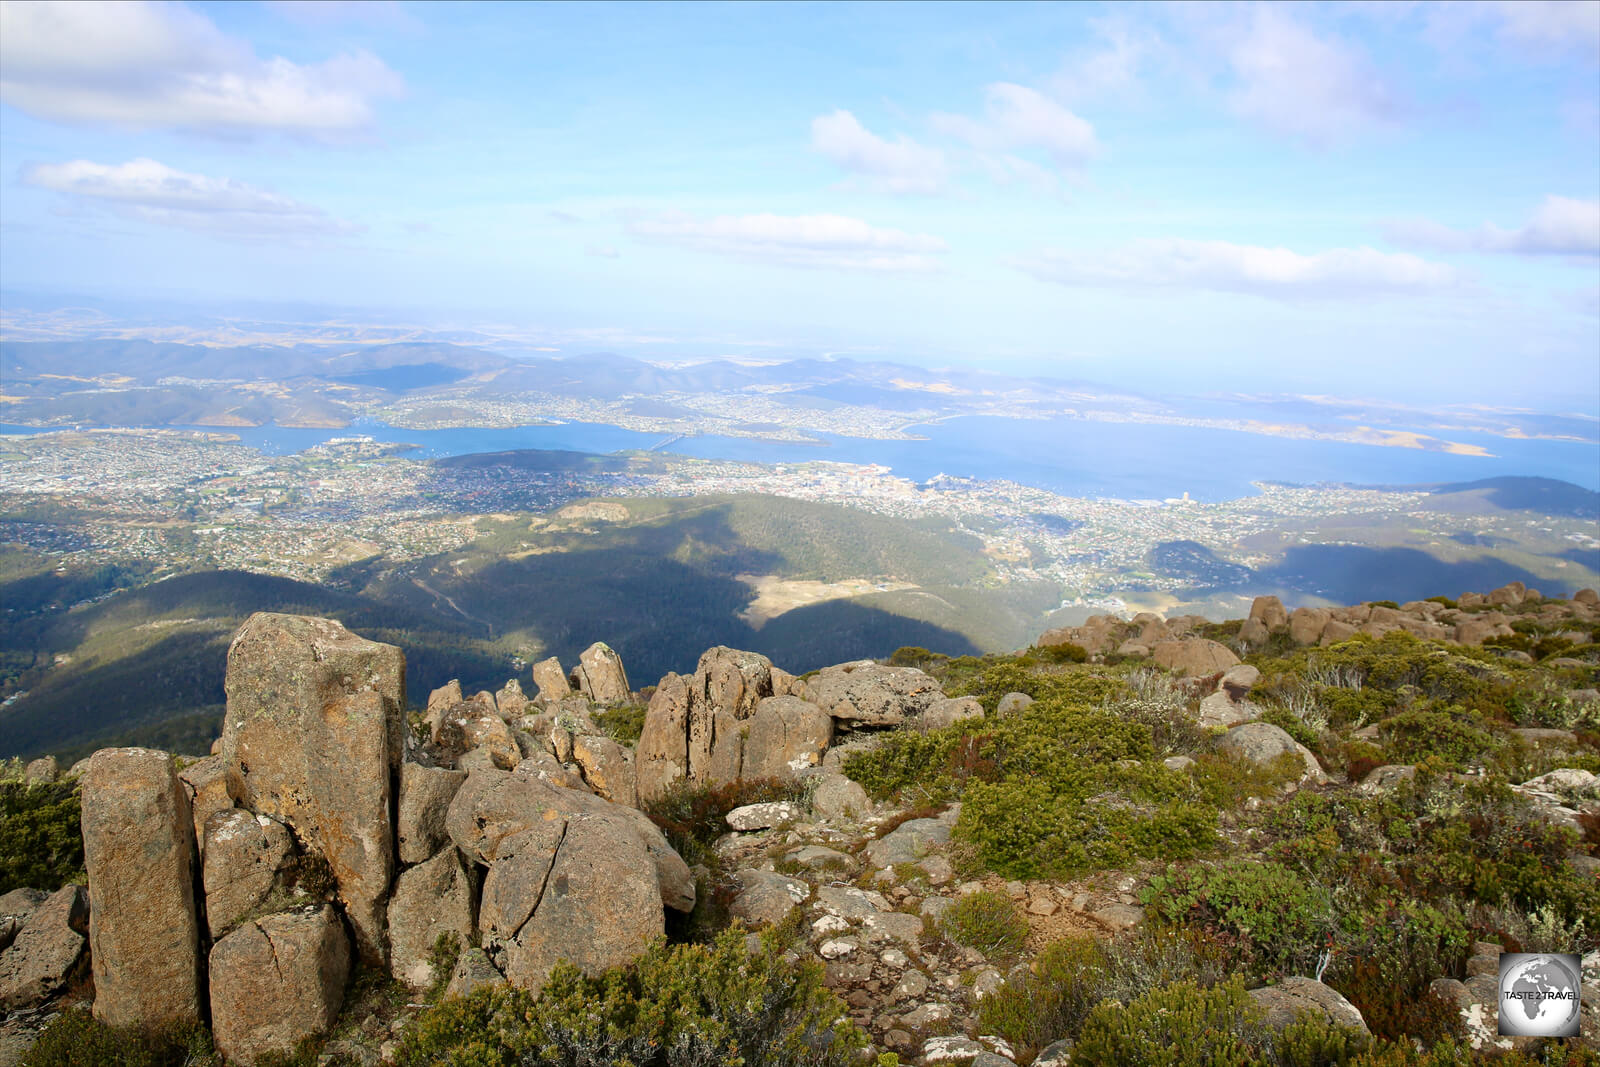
left=388, top=849, right=475, bottom=990
left=741, top=695, right=832, bottom=778
left=202, top=809, right=296, bottom=939
left=1248, top=977, right=1370, bottom=1036
left=209, top=905, right=350, bottom=1067
left=23, top=757, right=58, bottom=785
left=81, top=747, right=203, bottom=1028
left=434, top=693, right=523, bottom=770
left=221, top=613, right=402, bottom=963
left=572, top=641, right=631, bottom=704
left=730, top=869, right=810, bottom=928
left=570, top=733, right=637, bottom=806
left=1216, top=723, right=1327, bottom=784
left=725, top=801, right=804, bottom=831
left=530, top=657, right=571, bottom=702
left=447, top=768, right=693, bottom=913
left=0, top=885, right=88, bottom=1010
left=1151, top=638, right=1240, bottom=677
left=446, top=947, right=506, bottom=998
left=397, top=761, right=468, bottom=864
left=806, top=661, right=941, bottom=726
left=921, top=696, right=984, bottom=732
left=496, top=813, right=662, bottom=995
left=495, top=679, right=530, bottom=719
left=809, top=773, right=872, bottom=820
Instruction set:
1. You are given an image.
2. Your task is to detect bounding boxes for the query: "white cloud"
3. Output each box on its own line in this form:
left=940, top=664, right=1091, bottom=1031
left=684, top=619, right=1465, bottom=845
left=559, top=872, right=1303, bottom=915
left=1016, top=239, right=1455, bottom=298
left=628, top=212, right=947, bottom=272
left=585, top=244, right=620, bottom=259
left=932, top=83, right=1098, bottom=171
left=1226, top=6, right=1400, bottom=144
left=1487, top=0, right=1600, bottom=53
left=809, top=110, right=948, bottom=195
left=1384, top=197, right=1600, bottom=256
left=21, top=158, right=358, bottom=238
left=0, top=0, right=402, bottom=136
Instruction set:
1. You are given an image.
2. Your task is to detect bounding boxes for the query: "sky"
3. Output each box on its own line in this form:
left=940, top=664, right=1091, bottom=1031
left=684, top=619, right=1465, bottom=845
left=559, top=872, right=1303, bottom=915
left=1, top=0, right=1597, bottom=407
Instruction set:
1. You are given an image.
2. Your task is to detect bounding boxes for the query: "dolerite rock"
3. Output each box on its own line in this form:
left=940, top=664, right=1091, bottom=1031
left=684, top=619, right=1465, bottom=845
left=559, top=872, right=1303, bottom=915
left=1197, top=690, right=1257, bottom=729
left=398, top=762, right=468, bottom=864
left=0, top=889, right=47, bottom=954
left=921, top=696, right=984, bottom=732
left=1216, top=723, right=1327, bottom=784
left=434, top=693, right=522, bottom=770
left=0, top=885, right=88, bottom=1009
left=1151, top=639, right=1240, bottom=677
left=176, top=754, right=232, bottom=859
left=446, top=768, right=694, bottom=913
left=1249, top=977, right=1370, bottom=1036
left=530, top=657, right=571, bottom=702
left=23, top=756, right=58, bottom=784
left=495, top=679, right=530, bottom=719
left=1357, top=764, right=1416, bottom=795
left=725, top=801, right=804, bottom=831
left=81, top=747, right=203, bottom=1027
left=995, top=692, right=1034, bottom=718
left=730, top=870, right=810, bottom=928
left=572, top=641, right=630, bottom=704
left=809, top=773, right=872, bottom=820
left=446, top=947, right=506, bottom=998
left=203, top=809, right=296, bottom=939
left=741, top=695, right=833, bottom=778
left=570, top=733, right=637, bottom=806
left=808, top=660, right=942, bottom=727
left=1249, top=596, right=1289, bottom=632
left=1320, top=620, right=1359, bottom=645
left=865, top=816, right=951, bottom=867
left=1288, top=607, right=1330, bottom=646
left=388, top=849, right=475, bottom=990
left=497, top=813, right=663, bottom=995
left=222, top=613, right=402, bottom=963
left=210, top=905, right=350, bottom=1067
left=636, top=647, right=790, bottom=801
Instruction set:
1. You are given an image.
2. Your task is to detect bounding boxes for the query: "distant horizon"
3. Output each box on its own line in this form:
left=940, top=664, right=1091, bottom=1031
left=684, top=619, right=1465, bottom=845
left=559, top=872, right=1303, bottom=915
left=2, top=1, right=1596, bottom=411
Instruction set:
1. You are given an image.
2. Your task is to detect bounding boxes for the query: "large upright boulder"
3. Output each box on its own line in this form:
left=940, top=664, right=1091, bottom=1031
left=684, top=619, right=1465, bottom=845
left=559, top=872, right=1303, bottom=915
left=397, top=762, right=467, bottom=864
left=80, top=748, right=202, bottom=1027
left=572, top=642, right=630, bottom=704
left=1152, top=638, right=1240, bottom=677
left=635, top=647, right=833, bottom=801
left=1249, top=596, right=1289, bottom=632
left=209, top=905, right=350, bottom=1067
left=202, top=809, right=296, bottom=939
left=531, top=657, right=571, bottom=702
left=221, top=613, right=403, bottom=963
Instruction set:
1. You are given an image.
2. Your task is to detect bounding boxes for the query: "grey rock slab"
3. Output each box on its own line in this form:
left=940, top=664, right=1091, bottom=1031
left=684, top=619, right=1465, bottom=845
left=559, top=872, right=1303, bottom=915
left=864, top=817, right=950, bottom=867
left=0, top=885, right=87, bottom=1010
left=388, top=848, right=475, bottom=991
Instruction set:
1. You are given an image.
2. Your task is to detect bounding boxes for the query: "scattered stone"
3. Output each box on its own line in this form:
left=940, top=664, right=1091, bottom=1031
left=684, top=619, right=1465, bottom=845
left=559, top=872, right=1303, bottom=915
left=1091, top=903, right=1144, bottom=933
left=726, top=801, right=804, bottom=832
left=1198, top=689, right=1258, bottom=729
left=209, top=905, right=351, bottom=1067
left=1216, top=722, right=1327, bottom=784
left=788, top=844, right=853, bottom=871
left=810, top=774, right=872, bottom=820
left=818, top=938, right=858, bottom=960
left=1357, top=765, right=1416, bottom=795
left=995, top=693, right=1034, bottom=718
left=80, top=747, right=203, bottom=1028
left=923, top=1035, right=986, bottom=1063
left=1034, top=1039, right=1074, bottom=1067
left=922, top=696, right=984, bottom=731
left=1163, top=755, right=1196, bottom=771
left=23, top=757, right=58, bottom=785
left=891, top=969, right=930, bottom=1001
left=730, top=870, right=810, bottom=928
left=495, top=679, right=529, bottom=719
left=0, top=885, right=88, bottom=1010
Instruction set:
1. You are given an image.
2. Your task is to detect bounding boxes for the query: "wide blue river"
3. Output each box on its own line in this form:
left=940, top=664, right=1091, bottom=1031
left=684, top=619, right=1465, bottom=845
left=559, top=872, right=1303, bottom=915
left=6, top=416, right=1597, bottom=502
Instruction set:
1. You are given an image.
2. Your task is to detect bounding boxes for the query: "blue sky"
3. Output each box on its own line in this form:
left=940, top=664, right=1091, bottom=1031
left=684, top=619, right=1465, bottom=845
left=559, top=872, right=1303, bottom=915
left=1, top=0, right=1596, bottom=406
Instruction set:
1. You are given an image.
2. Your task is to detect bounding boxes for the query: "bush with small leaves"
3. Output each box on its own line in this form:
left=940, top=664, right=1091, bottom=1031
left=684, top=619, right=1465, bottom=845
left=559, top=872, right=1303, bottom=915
left=939, top=888, right=1029, bottom=958
left=20, top=1010, right=220, bottom=1067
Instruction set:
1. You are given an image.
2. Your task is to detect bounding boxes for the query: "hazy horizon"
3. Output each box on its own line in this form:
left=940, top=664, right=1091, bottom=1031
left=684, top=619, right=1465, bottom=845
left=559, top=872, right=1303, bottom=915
left=2, top=1, right=1598, bottom=410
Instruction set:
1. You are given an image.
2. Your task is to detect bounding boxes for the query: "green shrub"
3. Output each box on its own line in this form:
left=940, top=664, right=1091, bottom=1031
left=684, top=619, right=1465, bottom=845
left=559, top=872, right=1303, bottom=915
left=593, top=702, right=649, bottom=744
left=939, top=889, right=1029, bottom=958
left=1379, top=709, right=1498, bottom=769
left=20, top=1010, right=220, bottom=1067
left=0, top=773, right=84, bottom=895
left=1143, top=860, right=1335, bottom=980
left=394, top=929, right=863, bottom=1067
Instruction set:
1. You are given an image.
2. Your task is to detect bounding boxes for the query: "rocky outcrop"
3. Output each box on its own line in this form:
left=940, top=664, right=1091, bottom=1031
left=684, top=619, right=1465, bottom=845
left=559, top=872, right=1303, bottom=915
left=1152, top=638, right=1240, bottom=677
left=177, top=754, right=232, bottom=859
left=0, top=885, right=87, bottom=1010
left=209, top=905, right=350, bottom=1066
left=80, top=747, right=203, bottom=1028
left=432, top=691, right=522, bottom=770
left=571, top=641, right=631, bottom=704
left=530, top=657, right=571, bottom=702
left=222, top=613, right=402, bottom=963
left=1216, top=723, right=1326, bottom=784
left=637, top=647, right=835, bottom=801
